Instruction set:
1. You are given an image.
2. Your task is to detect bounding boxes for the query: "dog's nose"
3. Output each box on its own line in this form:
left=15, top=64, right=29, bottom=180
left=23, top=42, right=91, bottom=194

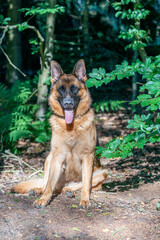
left=63, top=96, right=74, bottom=109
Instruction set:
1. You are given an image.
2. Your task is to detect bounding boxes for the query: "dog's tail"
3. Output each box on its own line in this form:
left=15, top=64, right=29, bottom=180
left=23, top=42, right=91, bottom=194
left=11, top=178, right=43, bottom=194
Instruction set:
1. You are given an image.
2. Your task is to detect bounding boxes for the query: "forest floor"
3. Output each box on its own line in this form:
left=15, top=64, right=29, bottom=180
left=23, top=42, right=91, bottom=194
left=0, top=110, right=160, bottom=240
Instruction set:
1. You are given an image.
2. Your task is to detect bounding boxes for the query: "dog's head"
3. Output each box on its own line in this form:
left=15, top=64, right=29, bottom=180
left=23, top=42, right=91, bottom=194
left=49, top=59, right=91, bottom=124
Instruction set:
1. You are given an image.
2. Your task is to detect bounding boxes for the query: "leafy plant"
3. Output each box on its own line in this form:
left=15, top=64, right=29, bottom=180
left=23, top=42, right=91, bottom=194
left=87, top=0, right=160, bottom=160
left=29, top=38, right=39, bottom=55
left=0, top=78, right=51, bottom=152
left=93, top=100, right=123, bottom=113
left=0, top=15, right=11, bottom=25
left=19, top=4, right=65, bottom=17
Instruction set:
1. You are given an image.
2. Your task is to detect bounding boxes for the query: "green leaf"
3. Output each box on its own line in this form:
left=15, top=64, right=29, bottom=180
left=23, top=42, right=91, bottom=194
left=86, top=78, right=97, bottom=88
left=110, top=139, right=121, bottom=151
left=100, top=105, right=104, bottom=112
left=141, top=100, right=150, bottom=107
left=157, top=137, right=160, bottom=143
left=89, top=73, right=102, bottom=80
left=123, top=134, right=133, bottom=144
left=73, top=227, right=81, bottom=232
left=130, top=99, right=141, bottom=106
left=120, top=151, right=129, bottom=159
left=0, top=14, right=4, bottom=24
left=14, top=199, right=20, bottom=202
left=115, top=11, right=122, bottom=18
left=157, top=202, right=160, bottom=211
left=102, top=77, right=113, bottom=84
left=43, top=77, right=51, bottom=85
left=149, top=137, right=156, bottom=143
left=18, top=22, right=29, bottom=31
left=99, top=67, right=106, bottom=77
left=137, top=94, right=152, bottom=100
left=92, top=68, right=99, bottom=73
left=71, top=205, right=78, bottom=208
left=121, top=12, right=127, bottom=19
left=136, top=138, right=146, bottom=148
left=134, top=115, right=140, bottom=122
left=3, top=17, right=11, bottom=25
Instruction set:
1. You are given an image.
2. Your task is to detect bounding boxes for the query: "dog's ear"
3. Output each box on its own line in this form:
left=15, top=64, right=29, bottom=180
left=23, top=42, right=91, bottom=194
left=72, top=59, right=87, bottom=82
left=51, top=60, right=64, bottom=83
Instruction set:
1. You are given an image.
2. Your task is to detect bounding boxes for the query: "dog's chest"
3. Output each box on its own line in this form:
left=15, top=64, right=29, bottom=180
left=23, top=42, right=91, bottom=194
left=63, top=130, right=82, bottom=148
left=65, top=151, right=82, bottom=182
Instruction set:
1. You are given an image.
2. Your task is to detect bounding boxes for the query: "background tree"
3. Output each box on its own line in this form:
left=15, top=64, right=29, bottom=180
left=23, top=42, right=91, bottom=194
left=36, top=0, right=57, bottom=120
left=83, top=0, right=90, bottom=57
left=6, top=0, right=22, bottom=85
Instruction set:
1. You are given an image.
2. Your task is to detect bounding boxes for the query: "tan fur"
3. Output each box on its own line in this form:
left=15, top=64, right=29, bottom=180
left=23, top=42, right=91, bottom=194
left=11, top=60, right=107, bottom=208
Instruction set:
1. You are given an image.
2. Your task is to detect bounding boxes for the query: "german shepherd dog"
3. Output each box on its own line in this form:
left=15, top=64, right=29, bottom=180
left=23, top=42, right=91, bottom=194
left=11, top=60, right=107, bottom=208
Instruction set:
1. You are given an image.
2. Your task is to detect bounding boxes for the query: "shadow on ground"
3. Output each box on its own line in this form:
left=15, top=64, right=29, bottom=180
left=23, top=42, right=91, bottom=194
left=102, top=143, right=160, bottom=192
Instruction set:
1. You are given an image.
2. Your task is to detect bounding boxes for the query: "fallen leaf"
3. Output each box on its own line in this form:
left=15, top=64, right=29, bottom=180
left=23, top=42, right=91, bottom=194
left=87, top=212, right=92, bottom=217
left=71, top=204, right=78, bottom=208
left=13, top=199, right=19, bottom=202
left=73, top=227, right=81, bottom=232
left=139, top=208, right=145, bottom=212
left=103, top=213, right=109, bottom=215
left=54, top=234, right=60, bottom=238
left=102, top=228, right=109, bottom=232
left=70, top=217, right=79, bottom=221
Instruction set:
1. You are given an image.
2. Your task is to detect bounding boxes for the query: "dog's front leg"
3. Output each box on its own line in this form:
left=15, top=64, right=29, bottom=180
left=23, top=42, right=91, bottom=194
left=34, top=153, right=64, bottom=208
left=80, top=153, right=94, bottom=208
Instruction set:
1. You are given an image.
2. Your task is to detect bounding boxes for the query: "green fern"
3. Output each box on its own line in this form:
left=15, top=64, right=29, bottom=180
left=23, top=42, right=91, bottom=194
left=0, top=80, right=51, bottom=152
left=93, top=99, right=123, bottom=113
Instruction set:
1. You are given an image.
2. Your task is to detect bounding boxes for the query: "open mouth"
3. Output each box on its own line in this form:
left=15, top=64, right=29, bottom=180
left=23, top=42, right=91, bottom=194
left=64, top=109, right=74, bottom=124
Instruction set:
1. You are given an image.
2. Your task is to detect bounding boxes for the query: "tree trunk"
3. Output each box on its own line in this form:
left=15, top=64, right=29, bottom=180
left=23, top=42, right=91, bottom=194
left=6, top=0, right=21, bottom=85
left=83, top=0, right=90, bottom=56
left=36, top=0, right=57, bottom=121
left=132, top=50, right=138, bottom=101
left=134, top=0, right=147, bottom=63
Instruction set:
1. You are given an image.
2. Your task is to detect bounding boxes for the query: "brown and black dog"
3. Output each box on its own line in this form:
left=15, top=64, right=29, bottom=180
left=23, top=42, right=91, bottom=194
left=11, top=59, right=107, bottom=208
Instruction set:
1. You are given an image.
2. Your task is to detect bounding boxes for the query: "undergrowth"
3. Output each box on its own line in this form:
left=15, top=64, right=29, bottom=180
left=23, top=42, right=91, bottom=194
left=0, top=78, right=51, bottom=153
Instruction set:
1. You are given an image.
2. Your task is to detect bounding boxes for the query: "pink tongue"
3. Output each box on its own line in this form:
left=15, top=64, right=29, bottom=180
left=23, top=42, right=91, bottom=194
left=64, top=110, right=74, bottom=124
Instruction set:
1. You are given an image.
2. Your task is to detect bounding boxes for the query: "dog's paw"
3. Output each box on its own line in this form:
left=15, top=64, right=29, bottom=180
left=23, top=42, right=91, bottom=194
left=29, top=189, right=37, bottom=196
left=33, top=198, right=50, bottom=208
left=29, top=187, right=43, bottom=196
left=79, top=199, right=91, bottom=208
left=65, top=190, right=75, bottom=198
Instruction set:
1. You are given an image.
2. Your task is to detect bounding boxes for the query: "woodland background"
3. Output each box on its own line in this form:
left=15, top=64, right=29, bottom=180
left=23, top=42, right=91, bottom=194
left=0, top=0, right=160, bottom=157
left=0, top=1, right=160, bottom=239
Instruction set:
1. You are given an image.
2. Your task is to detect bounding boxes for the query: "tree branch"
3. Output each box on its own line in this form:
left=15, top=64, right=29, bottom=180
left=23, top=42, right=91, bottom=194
left=0, top=24, right=45, bottom=70
left=24, top=88, right=38, bottom=104
left=0, top=46, right=27, bottom=77
left=0, top=27, right=27, bottom=77
left=27, top=25, right=45, bottom=69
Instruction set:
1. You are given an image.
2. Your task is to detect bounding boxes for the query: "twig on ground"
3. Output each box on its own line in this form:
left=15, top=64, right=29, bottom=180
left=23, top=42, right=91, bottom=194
left=0, top=165, right=15, bottom=168
left=2, top=217, right=15, bottom=239
left=27, top=169, right=43, bottom=179
left=2, top=150, right=39, bottom=173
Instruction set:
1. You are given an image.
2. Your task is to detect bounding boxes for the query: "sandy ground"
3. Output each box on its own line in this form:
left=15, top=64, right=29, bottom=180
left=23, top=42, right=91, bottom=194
left=0, top=111, right=160, bottom=240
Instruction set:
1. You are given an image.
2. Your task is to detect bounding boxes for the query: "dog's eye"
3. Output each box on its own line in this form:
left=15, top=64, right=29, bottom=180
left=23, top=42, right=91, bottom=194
left=58, top=85, right=65, bottom=95
left=70, top=85, right=79, bottom=94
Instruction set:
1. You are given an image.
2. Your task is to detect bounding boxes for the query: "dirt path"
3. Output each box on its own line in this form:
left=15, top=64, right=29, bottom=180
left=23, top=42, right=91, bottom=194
left=0, top=111, right=160, bottom=240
